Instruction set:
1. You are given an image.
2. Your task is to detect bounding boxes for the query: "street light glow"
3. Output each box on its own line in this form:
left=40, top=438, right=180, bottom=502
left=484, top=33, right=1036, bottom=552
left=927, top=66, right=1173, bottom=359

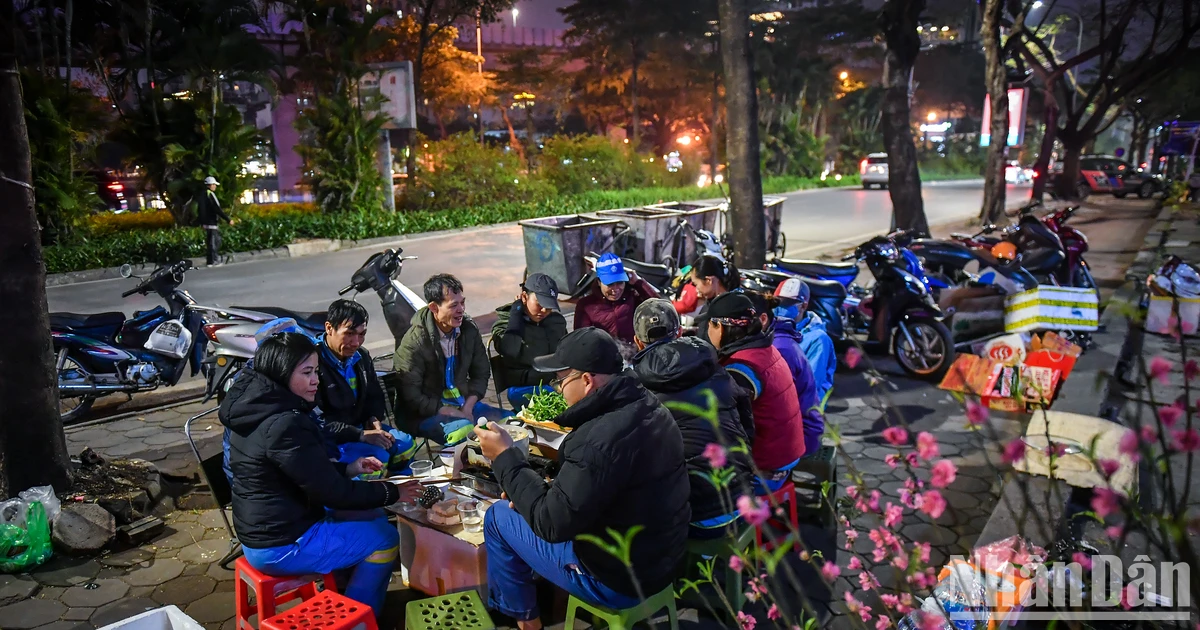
left=677, top=135, right=692, bottom=146
left=941, top=26, right=949, bottom=32
left=927, top=112, right=938, bottom=122
left=1032, top=0, right=1044, bottom=8
left=512, top=7, right=519, bottom=26
left=839, top=71, right=849, bottom=80
left=916, top=26, right=923, bottom=32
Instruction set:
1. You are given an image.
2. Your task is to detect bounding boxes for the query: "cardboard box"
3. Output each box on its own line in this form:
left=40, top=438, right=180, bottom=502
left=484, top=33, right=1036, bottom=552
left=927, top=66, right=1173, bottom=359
left=1004, top=286, right=1099, bottom=333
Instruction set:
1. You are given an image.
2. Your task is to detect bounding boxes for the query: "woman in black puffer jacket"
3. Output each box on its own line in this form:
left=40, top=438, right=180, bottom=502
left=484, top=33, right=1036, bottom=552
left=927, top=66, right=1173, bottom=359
left=220, top=333, right=417, bottom=619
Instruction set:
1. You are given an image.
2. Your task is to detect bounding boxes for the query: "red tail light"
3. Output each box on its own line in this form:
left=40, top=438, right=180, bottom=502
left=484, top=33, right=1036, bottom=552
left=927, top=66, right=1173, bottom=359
left=202, top=322, right=237, bottom=342
left=1032, top=171, right=1039, bottom=178
left=106, top=182, right=123, bottom=192
left=859, top=159, right=868, bottom=174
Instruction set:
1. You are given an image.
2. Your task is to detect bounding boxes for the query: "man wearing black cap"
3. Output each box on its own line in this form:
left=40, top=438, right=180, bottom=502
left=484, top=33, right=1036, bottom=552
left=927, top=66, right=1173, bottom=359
left=473, top=328, right=690, bottom=629
left=491, top=273, right=568, bottom=410
left=630, top=299, right=756, bottom=538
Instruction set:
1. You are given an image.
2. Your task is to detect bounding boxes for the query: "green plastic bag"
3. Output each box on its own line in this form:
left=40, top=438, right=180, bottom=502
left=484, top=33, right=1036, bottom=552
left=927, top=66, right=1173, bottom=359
left=0, top=501, right=52, bottom=573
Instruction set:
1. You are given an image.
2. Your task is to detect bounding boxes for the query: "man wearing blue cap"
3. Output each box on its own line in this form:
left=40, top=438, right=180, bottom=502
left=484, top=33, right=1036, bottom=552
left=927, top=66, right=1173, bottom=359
left=774, top=277, right=836, bottom=407
left=574, top=253, right=658, bottom=343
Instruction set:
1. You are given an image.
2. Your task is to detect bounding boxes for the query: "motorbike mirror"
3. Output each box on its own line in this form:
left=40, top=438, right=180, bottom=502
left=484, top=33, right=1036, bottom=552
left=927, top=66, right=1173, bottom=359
left=120, top=264, right=133, bottom=278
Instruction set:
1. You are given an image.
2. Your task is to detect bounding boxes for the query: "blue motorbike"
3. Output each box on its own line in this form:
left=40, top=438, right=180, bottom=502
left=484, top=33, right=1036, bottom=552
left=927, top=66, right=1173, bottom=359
left=51, top=260, right=211, bottom=423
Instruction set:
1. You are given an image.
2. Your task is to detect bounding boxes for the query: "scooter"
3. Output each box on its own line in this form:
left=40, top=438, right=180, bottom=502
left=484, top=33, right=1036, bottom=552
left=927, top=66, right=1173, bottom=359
left=744, top=235, right=956, bottom=381
left=51, top=261, right=252, bottom=423
left=202, top=248, right=425, bottom=401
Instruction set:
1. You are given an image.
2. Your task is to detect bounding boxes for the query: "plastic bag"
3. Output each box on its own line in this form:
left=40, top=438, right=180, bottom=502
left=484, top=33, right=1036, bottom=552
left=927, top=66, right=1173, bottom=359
left=0, top=501, right=53, bottom=573
left=18, top=486, right=60, bottom=523
left=0, top=498, right=27, bottom=528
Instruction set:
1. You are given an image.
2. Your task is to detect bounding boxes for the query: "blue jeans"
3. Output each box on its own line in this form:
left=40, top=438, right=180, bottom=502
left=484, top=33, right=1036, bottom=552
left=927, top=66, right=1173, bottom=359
left=753, top=458, right=802, bottom=495
left=505, top=385, right=553, bottom=411
left=337, top=427, right=417, bottom=478
left=484, top=502, right=638, bottom=621
left=416, top=401, right=512, bottom=446
left=242, top=510, right=398, bottom=618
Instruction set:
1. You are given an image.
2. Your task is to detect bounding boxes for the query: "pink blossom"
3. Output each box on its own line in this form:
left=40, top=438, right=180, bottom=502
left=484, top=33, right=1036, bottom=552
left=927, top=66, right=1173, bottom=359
left=737, top=611, right=757, bottom=630
left=898, top=593, right=915, bottom=614
left=737, top=495, right=771, bottom=526
left=768, top=604, right=781, bottom=621
left=880, top=593, right=900, bottom=608
left=1072, top=551, right=1093, bottom=570
left=702, top=442, right=727, bottom=468
left=848, top=556, right=863, bottom=570
left=1106, top=525, right=1124, bottom=539
left=1185, top=320, right=1197, bottom=335
left=1091, top=488, right=1121, bottom=518
left=844, top=528, right=859, bottom=545
left=821, top=561, right=841, bottom=582
left=930, top=460, right=958, bottom=488
left=846, top=347, right=863, bottom=369
left=892, top=553, right=909, bottom=571
left=876, top=616, right=892, bottom=630
left=1159, top=403, right=1185, bottom=428
left=920, top=490, right=948, bottom=519
left=885, top=453, right=902, bottom=468
left=903, top=477, right=919, bottom=492
left=1168, top=314, right=1182, bottom=340
left=882, top=426, right=909, bottom=446
left=1187, top=360, right=1200, bottom=381
left=905, top=452, right=919, bottom=467
left=858, top=570, right=879, bottom=591
left=899, top=488, right=919, bottom=509
left=1097, top=458, right=1121, bottom=479
left=1121, top=583, right=1138, bottom=610
left=884, top=503, right=904, bottom=528
left=1118, top=430, right=1141, bottom=458
left=845, top=592, right=873, bottom=622
left=799, top=550, right=810, bottom=561
left=1141, top=425, right=1159, bottom=443
left=867, top=490, right=882, bottom=512
left=916, top=541, right=932, bottom=564
left=916, top=611, right=945, bottom=630
left=916, top=432, right=940, bottom=460
left=847, top=485, right=859, bottom=499
left=1045, top=442, right=1068, bottom=458
left=729, top=555, right=744, bottom=572
left=1002, top=438, right=1027, bottom=464
left=1172, top=428, right=1200, bottom=452
left=1149, top=356, right=1173, bottom=384
left=966, top=399, right=989, bottom=426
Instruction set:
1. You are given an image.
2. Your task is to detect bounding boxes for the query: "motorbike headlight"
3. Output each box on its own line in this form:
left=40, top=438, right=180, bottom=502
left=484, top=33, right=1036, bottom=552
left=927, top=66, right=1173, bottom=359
left=896, top=268, right=928, bottom=295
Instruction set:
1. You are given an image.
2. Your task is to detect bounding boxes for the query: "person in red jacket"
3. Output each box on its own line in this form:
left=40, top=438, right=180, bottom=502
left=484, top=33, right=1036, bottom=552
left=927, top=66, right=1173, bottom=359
left=574, top=253, right=657, bottom=344
left=705, top=292, right=806, bottom=494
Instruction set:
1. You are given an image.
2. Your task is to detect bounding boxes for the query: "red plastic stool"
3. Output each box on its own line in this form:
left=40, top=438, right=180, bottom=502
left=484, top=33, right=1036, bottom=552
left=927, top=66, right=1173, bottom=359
left=260, top=590, right=377, bottom=630
left=754, top=479, right=799, bottom=550
left=235, top=556, right=338, bottom=629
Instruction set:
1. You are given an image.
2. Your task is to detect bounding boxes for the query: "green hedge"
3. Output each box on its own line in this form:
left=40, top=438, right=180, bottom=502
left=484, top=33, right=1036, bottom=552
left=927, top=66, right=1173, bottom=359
left=46, top=175, right=861, bottom=274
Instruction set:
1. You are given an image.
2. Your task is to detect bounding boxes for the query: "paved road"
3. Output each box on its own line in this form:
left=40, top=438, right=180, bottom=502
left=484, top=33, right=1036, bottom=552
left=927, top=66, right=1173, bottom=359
left=47, top=181, right=1022, bottom=354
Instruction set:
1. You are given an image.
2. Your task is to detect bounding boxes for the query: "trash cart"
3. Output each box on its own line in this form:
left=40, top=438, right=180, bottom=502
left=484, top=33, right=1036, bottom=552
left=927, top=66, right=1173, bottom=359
left=595, top=207, right=684, bottom=264
left=519, top=214, right=623, bottom=292
left=764, top=196, right=786, bottom=257
left=642, top=201, right=724, bottom=264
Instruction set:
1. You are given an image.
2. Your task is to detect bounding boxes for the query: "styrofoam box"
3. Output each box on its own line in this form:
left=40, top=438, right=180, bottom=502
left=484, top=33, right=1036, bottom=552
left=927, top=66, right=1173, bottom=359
left=95, top=605, right=204, bottom=630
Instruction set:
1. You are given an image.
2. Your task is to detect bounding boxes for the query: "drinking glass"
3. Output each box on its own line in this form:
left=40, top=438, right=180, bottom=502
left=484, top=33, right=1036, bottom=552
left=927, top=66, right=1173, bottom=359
left=458, top=500, right=483, bottom=533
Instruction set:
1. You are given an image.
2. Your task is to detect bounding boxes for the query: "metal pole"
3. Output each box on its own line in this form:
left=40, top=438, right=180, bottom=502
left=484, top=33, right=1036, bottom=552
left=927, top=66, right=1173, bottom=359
left=477, top=10, right=484, bottom=145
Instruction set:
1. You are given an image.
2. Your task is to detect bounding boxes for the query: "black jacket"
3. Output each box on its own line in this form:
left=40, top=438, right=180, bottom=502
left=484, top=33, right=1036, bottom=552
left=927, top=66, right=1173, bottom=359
left=492, top=374, right=690, bottom=597
left=316, top=343, right=388, bottom=444
left=632, top=337, right=756, bottom=522
left=393, top=307, right=490, bottom=426
left=219, top=368, right=400, bottom=549
left=491, top=301, right=568, bottom=389
left=197, top=189, right=230, bottom=226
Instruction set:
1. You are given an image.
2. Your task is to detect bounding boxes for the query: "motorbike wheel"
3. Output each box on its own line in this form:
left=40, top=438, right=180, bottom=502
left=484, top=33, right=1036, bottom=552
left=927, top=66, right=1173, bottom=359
left=892, top=315, right=954, bottom=381
left=1138, top=182, right=1154, bottom=199
left=58, top=352, right=96, bottom=424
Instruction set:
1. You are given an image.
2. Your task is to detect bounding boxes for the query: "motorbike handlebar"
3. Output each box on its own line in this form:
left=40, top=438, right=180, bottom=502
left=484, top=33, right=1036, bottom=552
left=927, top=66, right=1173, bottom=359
left=121, top=287, right=141, bottom=298
left=841, top=252, right=857, bottom=261
left=338, top=284, right=355, bottom=295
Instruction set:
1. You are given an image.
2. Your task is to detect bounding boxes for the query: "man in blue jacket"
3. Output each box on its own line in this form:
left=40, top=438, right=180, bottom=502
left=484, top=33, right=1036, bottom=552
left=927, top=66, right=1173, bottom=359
left=774, top=278, right=836, bottom=408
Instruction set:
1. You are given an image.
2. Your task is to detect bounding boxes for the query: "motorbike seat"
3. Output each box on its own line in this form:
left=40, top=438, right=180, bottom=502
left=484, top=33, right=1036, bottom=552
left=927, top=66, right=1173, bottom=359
left=774, top=258, right=859, bottom=278
left=1020, top=249, right=1066, bottom=275
left=232, top=306, right=328, bottom=331
left=620, top=258, right=672, bottom=291
left=803, top=277, right=848, bottom=302
left=50, top=311, right=126, bottom=330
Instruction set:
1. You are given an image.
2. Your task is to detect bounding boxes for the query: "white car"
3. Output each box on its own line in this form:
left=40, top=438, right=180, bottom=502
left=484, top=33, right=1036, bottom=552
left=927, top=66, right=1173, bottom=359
left=860, top=153, right=889, bottom=188
left=1005, top=162, right=1034, bottom=184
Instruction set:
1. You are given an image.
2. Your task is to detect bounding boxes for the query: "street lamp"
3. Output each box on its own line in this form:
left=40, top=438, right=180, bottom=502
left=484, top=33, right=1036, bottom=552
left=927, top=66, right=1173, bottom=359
left=839, top=71, right=849, bottom=81
left=511, top=7, right=519, bottom=26
left=1029, top=2, right=1083, bottom=55
left=927, top=112, right=938, bottom=122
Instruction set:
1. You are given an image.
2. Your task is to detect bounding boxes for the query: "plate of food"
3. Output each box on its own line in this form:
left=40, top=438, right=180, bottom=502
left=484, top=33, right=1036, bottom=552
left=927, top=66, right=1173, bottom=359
left=516, top=390, right=570, bottom=432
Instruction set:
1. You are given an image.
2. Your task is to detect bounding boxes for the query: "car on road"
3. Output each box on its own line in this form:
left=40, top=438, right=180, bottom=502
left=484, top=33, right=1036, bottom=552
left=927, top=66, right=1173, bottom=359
left=1005, top=161, right=1035, bottom=184
left=88, top=169, right=128, bottom=212
left=860, top=153, right=888, bottom=189
left=1079, top=155, right=1162, bottom=199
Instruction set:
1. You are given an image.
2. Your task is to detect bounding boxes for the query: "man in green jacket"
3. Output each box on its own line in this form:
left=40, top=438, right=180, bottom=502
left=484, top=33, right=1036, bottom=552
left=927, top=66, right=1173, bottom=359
left=394, top=274, right=511, bottom=446
left=491, top=273, right=568, bottom=410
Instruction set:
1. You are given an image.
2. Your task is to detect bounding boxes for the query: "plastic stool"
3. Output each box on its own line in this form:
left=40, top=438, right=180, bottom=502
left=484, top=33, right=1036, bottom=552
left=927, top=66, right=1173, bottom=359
left=260, top=590, right=376, bottom=630
left=404, top=591, right=494, bottom=630
left=564, top=585, right=679, bottom=630
left=683, top=525, right=755, bottom=614
left=235, top=556, right=338, bottom=630
left=755, top=479, right=799, bottom=550
left=793, top=444, right=839, bottom=528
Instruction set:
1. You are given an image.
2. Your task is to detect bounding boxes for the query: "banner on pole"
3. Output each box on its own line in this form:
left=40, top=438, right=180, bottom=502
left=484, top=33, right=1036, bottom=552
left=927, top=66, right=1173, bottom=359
left=980, top=87, right=1029, bottom=147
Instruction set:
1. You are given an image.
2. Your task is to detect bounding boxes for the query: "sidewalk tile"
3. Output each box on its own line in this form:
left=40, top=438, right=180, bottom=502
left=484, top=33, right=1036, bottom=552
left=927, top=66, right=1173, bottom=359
left=33, top=558, right=100, bottom=587
left=0, top=599, right=67, bottom=629
left=89, top=597, right=159, bottom=627
left=61, top=579, right=128, bottom=608
left=183, top=591, right=234, bottom=624
left=121, top=559, right=185, bottom=587
left=0, top=575, right=40, bottom=606
left=150, top=575, right=216, bottom=606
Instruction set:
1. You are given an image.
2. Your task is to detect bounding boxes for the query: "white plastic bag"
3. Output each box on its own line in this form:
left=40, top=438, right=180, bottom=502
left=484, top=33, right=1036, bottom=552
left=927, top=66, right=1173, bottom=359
left=0, top=498, right=27, bottom=528
left=18, top=486, right=60, bottom=523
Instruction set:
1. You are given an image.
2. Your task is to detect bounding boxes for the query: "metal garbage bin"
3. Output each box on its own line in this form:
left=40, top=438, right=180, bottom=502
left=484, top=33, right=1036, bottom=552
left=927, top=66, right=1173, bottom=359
left=642, top=201, right=724, bottom=264
left=595, top=207, right=685, bottom=264
left=519, top=214, right=623, bottom=292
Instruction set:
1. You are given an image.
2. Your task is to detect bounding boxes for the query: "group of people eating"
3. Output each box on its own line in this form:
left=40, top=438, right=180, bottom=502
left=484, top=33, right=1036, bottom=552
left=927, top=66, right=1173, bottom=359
left=218, top=251, right=836, bottom=627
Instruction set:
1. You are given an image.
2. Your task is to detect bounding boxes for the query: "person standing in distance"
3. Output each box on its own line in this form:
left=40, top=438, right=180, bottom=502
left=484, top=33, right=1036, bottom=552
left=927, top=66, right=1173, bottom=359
left=198, top=176, right=232, bottom=267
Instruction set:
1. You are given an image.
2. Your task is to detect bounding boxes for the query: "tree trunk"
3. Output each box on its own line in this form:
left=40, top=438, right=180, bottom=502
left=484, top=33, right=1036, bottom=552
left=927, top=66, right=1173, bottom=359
left=1030, top=103, right=1057, bottom=201
left=709, top=70, right=720, bottom=185
left=0, top=22, right=73, bottom=495
left=879, top=0, right=929, bottom=235
left=718, top=0, right=765, bottom=268
left=500, top=105, right=527, bottom=167
left=630, top=43, right=640, bottom=148
left=1059, top=137, right=1085, bottom=199
left=979, top=0, right=1008, bottom=225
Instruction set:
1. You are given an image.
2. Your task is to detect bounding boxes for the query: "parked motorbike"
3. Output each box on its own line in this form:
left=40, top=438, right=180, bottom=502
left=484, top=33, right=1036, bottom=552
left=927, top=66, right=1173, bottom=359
left=746, top=235, right=955, bottom=381
left=51, top=260, right=226, bottom=423
left=202, top=248, right=425, bottom=401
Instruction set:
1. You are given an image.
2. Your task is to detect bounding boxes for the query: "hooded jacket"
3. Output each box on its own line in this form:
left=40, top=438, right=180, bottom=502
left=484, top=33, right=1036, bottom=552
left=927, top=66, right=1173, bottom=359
left=393, top=307, right=490, bottom=426
left=219, top=368, right=400, bottom=549
left=491, top=373, right=690, bottom=597
left=316, top=340, right=388, bottom=444
left=719, top=331, right=807, bottom=470
left=632, top=336, right=756, bottom=522
left=769, top=320, right=826, bottom=456
left=491, top=301, right=568, bottom=389
left=795, top=312, right=837, bottom=402
left=573, top=277, right=657, bottom=343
